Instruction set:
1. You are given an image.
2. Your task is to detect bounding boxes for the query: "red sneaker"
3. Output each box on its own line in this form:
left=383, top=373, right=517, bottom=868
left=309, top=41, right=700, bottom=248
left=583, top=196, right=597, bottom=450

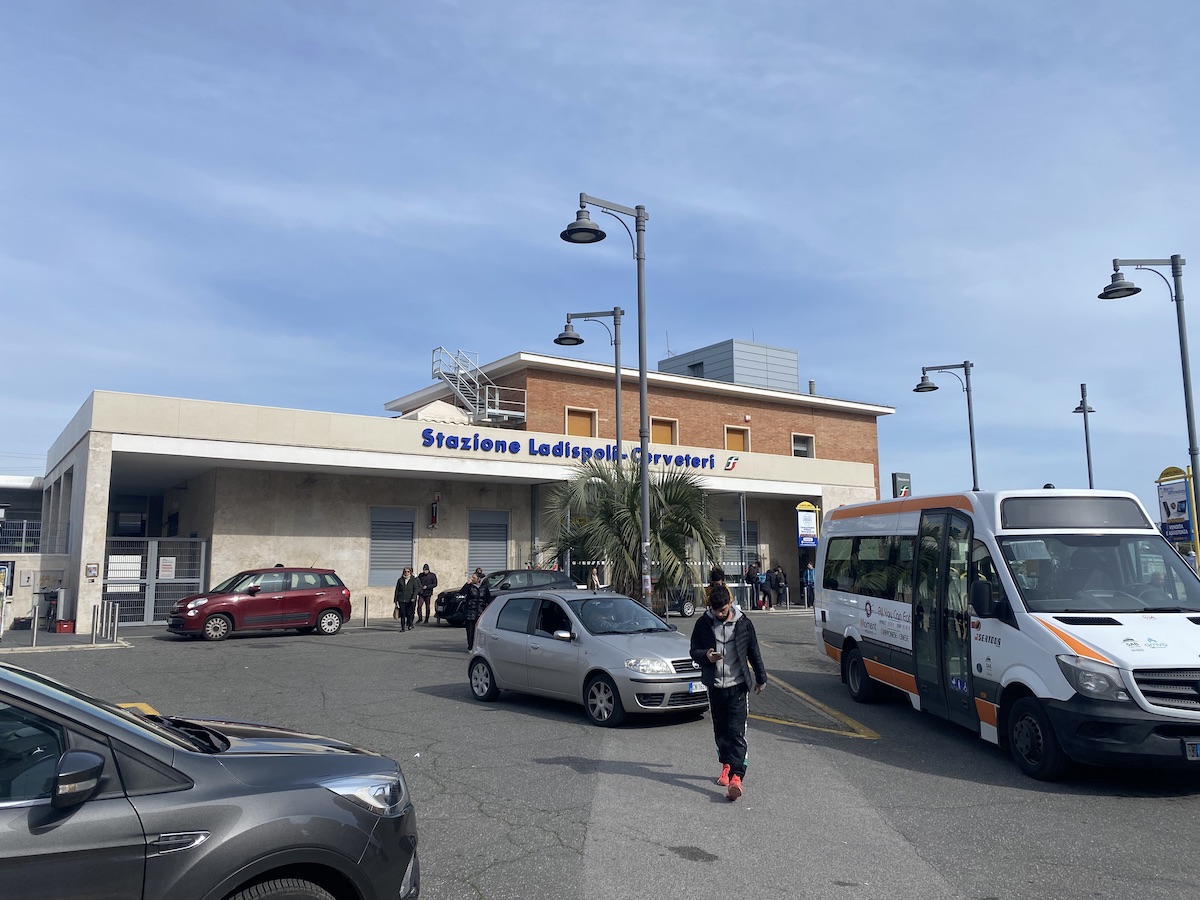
left=716, top=764, right=731, bottom=787
left=726, top=774, right=742, bottom=801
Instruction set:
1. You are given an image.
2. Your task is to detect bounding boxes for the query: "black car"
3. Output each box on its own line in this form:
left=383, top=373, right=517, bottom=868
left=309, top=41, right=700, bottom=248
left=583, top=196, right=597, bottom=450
left=434, top=569, right=579, bottom=626
left=0, top=661, right=419, bottom=900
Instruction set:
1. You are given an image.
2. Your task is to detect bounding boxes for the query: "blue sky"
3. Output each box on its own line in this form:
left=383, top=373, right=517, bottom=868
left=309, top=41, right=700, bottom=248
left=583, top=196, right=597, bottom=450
left=2, top=2, right=1198, bottom=517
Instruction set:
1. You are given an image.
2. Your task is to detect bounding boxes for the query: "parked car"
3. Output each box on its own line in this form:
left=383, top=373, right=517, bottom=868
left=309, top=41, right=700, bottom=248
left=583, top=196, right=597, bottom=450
left=0, top=661, right=419, bottom=900
left=167, top=567, right=351, bottom=641
left=467, top=590, right=709, bottom=726
left=434, top=569, right=579, bottom=626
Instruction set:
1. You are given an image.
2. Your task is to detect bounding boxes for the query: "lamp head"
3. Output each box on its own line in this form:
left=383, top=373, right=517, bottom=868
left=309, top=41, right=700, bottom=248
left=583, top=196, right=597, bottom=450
left=913, top=374, right=939, bottom=393
left=1098, top=271, right=1141, bottom=300
left=560, top=209, right=606, bottom=244
left=554, top=324, right=584, bottom=346
left=1072, top=403, right=1095, bottom=414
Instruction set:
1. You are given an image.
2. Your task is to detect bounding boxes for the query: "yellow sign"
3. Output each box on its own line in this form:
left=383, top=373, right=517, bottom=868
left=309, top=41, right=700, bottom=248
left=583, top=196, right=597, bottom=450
left=1158, top=466, right=1189, bottom=483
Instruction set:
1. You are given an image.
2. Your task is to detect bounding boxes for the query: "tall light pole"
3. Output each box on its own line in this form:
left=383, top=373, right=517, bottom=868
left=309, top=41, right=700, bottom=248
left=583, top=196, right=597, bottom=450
left=914, top=361, right=979, bottom=491
left=561, top=193, right=652, bottom=606
left=1099, top=255, right=1198, bottom=558
left=554, top=308, right=624, bottom=454
left=1073, top=383, right=1095, bottom=489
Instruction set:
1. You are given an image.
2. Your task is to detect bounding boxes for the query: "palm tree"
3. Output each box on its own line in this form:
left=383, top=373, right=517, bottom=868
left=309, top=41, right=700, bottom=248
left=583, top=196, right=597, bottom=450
left=544, top=459, right=722, bottom=609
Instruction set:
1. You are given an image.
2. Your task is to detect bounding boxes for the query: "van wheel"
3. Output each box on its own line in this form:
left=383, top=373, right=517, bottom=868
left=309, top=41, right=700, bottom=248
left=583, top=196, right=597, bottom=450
left=1008, top=696, right=1069, bottom=780
left=227, top=877, right=334, bottom=900
left=316, top=610, right=343, bottom=636
left=202, top=615, right=232, bottom=642
left=470, top=658, right=500, bottom=701
left=585, top=674, right=627, bottom=727
left=845, top=648, right=879, bottom=703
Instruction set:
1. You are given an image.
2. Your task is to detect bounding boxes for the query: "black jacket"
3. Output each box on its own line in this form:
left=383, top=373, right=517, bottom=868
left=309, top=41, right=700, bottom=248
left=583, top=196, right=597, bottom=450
left=689, top=609, right=766, bottom=690
left=394, top=575, right=421, bottom=605
left=462, top=582, right=486, bottom=621
left=417, top=570, right=438, bottom=598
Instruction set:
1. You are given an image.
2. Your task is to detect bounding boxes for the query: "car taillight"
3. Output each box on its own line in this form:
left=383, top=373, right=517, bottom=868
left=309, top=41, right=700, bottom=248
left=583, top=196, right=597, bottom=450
left=341, top=588, right=350, bottom=598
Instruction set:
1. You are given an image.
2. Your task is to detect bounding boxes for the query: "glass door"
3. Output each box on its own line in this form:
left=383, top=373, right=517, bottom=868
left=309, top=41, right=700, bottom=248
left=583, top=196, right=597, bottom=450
left=914, top=512, right=947, bottom=718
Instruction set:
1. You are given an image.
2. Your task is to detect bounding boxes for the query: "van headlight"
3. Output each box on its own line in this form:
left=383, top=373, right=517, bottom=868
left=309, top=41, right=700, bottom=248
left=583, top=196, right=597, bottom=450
left=320, top=773, right=409, bottom=817
left=1056, top=655, right=1130, bottom=702
left=625, top=658, right=674, bottom=675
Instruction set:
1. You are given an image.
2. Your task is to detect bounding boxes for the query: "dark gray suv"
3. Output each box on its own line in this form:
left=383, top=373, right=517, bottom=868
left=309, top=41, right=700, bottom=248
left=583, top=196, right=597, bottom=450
left=434, top=569, right=580, bottom=626
left=0, top=662, right=419, bottom=900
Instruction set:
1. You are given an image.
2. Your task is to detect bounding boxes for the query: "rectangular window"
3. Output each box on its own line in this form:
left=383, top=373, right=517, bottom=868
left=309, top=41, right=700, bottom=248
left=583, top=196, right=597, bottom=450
left=651, top=418, right=677, bottom=445
left=725, top=427, right=748, bottom=452
left=792, top=434, right=814, bottom=458
left=688, top=362, right=704, bottom=378
left=469, top=509, right=509, bottom=573
left=369, top=508, right=415, bottom=585
left=566, top=408, right=596, bottom=438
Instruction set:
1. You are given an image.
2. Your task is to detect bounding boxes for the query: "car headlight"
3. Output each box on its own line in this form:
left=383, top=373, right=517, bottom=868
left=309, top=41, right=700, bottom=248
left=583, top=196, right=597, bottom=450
left=320, top=773, right=409, bottom=817
left=1056, top=655, right=1130, bottom=702
left=625, top=658, right=674, bottom=675
left=186, top=598, right=208, bottom=610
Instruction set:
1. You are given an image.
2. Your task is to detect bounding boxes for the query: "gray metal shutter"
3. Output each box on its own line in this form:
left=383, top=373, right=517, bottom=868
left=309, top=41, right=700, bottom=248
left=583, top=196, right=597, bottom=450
left=468, top=510, right=509, bottom=574
left=720, top=519, right=758, bottom=571
left=370, top=508, right=415, bottom=585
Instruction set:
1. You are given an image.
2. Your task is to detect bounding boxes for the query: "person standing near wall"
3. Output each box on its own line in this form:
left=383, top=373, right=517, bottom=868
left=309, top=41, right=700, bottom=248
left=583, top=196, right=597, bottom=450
left=417, top=564, right=438, bottom=624
left=394, top=566, right=420, bottom=632
left=801, top=561, right=815, bottom=608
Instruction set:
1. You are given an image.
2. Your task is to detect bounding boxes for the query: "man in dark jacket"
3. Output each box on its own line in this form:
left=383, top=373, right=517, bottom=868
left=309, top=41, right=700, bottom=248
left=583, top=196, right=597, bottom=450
left=417, top=564, right=438, bottom=624
left=462, top=572, right=485, bottom=651
left=690, top=568, right=767, bottom=801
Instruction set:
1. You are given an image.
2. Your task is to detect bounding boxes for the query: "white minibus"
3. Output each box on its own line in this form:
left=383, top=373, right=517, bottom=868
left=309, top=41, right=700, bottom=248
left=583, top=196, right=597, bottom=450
left=815, top=489, right=1200, bottom=779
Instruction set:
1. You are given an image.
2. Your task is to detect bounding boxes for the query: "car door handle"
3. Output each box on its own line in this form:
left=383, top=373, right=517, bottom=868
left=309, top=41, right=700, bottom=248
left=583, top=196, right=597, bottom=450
left=149, top=832, right=210, bottom=855
left=315, top=592, right=325, bottom=596
left=529, top=641, right=540, bottom=650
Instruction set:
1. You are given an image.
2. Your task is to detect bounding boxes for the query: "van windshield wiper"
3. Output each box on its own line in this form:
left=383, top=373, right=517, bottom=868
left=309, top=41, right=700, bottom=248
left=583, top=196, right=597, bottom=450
left=1141, top=606, right=1190, bottom=613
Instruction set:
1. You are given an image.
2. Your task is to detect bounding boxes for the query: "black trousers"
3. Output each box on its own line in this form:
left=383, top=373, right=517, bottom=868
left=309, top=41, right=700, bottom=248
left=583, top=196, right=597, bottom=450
left=708, top=684, right=750, bottom=778
left=417, top=594, right=431, bottom=621
left=400, top=600, right=416, bottom=629
left=465, top=618, right=477, bottom=650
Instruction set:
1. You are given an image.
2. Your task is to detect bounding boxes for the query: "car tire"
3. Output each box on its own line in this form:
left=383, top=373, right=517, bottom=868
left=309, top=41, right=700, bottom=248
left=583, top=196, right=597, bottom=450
left=584, top=674, right=627, bottom=727
left=845, top=647, right=879, bottom=703
left=227, top=877, right=335, bottom=900
left=470, top=658, right=500, bottom=701
left=1008, top=696, right=1069, bottom=781
left=316, top=610, right=343, bottom=636
left=202, top=615, right=232, bottom=642
left=681, top=599, right=696, bottom=618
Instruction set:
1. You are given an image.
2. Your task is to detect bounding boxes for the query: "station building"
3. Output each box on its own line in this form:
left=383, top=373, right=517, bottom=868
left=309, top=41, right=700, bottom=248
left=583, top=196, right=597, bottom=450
left=0, top=341, right=892, bottom=633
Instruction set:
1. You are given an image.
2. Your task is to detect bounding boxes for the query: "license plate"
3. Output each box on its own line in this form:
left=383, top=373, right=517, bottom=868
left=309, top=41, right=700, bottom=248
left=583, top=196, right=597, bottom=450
left=1185, top=741, right=1200, bottom=761
left=688, top=681, right=707, bottom=694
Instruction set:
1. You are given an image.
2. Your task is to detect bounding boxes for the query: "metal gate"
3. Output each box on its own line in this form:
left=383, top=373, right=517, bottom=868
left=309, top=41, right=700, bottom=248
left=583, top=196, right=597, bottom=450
left=102, top=538, right=208, bottom=625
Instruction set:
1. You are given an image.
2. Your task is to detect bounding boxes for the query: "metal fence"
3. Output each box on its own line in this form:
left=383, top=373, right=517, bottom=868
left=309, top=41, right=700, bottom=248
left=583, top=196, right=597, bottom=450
left=0, top=520, right=41, bottom=553
left=101, top=538, right=208, bottom=624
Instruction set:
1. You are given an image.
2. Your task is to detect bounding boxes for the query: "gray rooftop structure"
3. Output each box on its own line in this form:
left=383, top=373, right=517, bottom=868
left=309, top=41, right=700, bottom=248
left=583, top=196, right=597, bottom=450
left=658, top=339, right=800, bottom=393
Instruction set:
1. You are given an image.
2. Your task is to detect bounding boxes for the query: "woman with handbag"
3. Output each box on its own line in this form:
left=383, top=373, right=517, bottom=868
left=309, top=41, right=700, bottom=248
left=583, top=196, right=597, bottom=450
left=394, top=567, right=421, bottom=632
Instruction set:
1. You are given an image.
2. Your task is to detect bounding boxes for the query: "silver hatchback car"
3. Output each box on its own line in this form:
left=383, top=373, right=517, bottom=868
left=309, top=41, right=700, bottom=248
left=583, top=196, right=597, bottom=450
left=467, top=591, right=708, bottom=725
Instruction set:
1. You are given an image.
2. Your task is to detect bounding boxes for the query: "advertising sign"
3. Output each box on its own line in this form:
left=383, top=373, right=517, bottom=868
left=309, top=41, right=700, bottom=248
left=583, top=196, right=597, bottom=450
left=1157, top=478, right=1194, bottom=543
left=796, top=502, right=819, bottom=548
left=891, top=472, right=911, bottom=498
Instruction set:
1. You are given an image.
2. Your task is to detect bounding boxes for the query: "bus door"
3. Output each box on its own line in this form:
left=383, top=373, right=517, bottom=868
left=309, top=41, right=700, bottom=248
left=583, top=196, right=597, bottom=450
left=914, top=510, right=979, bottom=730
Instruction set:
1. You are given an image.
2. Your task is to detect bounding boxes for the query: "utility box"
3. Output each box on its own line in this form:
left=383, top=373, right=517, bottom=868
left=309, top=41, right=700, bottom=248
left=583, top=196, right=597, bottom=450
left=54, top=620, right=75, bottom=633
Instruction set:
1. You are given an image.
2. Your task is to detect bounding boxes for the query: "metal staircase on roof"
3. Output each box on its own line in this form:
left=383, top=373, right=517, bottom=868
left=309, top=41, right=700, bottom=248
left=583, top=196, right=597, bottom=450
left=431, top=348, right=527, bottom=426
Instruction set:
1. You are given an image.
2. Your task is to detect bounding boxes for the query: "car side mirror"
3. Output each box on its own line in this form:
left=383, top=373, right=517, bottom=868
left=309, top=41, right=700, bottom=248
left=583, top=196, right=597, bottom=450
left=553, top=629, right=573, bottom=641
left=51, top=750, right=105, bottom=809
left=499, top=582, right=512, bottom=590
left=245, top=585, right=261, bottom=595
left=969, top=580, right=1000, bottom=619
left=667, top=623, right=678, bottom=631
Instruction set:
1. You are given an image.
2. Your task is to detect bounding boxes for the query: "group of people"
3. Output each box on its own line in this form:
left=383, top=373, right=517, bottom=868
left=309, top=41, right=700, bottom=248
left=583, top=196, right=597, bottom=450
left=392, top=564, right=439, bottom=631
left=742, top=561, right=816, bottom=609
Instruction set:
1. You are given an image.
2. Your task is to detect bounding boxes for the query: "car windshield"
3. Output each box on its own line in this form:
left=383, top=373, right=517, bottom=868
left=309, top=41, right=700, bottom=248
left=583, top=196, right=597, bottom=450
left=998, top=533, right=1200, bottom=614
left=209, top=571, right=257, bottom=594
left=568, top=595, right=670, bottom=635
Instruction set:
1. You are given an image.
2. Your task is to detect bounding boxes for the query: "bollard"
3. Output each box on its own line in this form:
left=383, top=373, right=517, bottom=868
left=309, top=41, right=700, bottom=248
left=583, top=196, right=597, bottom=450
left=30, top=602, right=39, bottom=648
left=362, top=595, right=369, bottom=628
left=92, top=604, right=99, bottom=644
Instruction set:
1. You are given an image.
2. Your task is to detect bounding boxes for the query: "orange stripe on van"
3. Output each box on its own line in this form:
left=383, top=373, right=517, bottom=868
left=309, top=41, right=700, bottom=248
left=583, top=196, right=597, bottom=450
left=1035, top=618, right=1113, bottom=665
left=863, top=658, right=918, bottom=694
left=824, top=643, right=843, bottom=664
left=974, top=698, right=998, bottom=727
left=829, top=494, right=974, bottom=520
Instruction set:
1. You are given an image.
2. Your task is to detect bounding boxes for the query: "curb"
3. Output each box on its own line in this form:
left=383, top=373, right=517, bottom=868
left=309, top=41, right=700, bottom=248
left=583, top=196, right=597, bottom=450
left=0, top=640, right=132, bottom=655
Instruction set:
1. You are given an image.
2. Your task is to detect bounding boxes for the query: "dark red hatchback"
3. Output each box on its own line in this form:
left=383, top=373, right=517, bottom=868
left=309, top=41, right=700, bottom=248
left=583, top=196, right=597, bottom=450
left=167, top=567, right=352, bottom=641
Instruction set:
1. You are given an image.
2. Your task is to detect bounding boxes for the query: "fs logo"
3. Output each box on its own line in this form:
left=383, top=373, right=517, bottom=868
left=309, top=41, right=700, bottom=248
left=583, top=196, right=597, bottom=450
left=724, top=456, right=739, bottom=471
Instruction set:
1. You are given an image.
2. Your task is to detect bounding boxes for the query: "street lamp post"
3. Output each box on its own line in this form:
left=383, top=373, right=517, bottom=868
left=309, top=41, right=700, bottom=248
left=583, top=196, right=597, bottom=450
left=561, top=193, right=652, bottom=606
left=1073, top=383, right=1095, bottom=489
left=1099, top=255, right=1198, bottom=558
left=554, top=308, right=625, bottom=454
left=913, top=361, right=979, bottom=491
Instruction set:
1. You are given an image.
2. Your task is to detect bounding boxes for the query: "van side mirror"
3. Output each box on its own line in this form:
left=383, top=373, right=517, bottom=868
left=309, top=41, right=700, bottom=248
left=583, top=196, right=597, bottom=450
left=969, top=580, right=1000, bottom=619
left=51, top=750, right=105, bottom=809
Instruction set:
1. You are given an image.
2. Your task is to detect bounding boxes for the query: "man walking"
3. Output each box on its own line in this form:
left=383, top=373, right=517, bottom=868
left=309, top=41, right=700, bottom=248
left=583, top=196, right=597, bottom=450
left=417, top=563, right=438, bottom=624
left=801, top=561, right=816, bottom=608
left=394, top=566, right=420, bottom=632
left=463, top=572, right=485, bottom=651
left=690, top=567, right=767, bottom=801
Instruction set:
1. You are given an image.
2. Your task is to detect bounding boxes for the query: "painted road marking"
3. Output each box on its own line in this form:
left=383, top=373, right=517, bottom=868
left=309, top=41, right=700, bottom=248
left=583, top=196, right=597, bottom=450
left=117, top=702, right=159, bottom=715
left=750, top=673, right=880, bottom=740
